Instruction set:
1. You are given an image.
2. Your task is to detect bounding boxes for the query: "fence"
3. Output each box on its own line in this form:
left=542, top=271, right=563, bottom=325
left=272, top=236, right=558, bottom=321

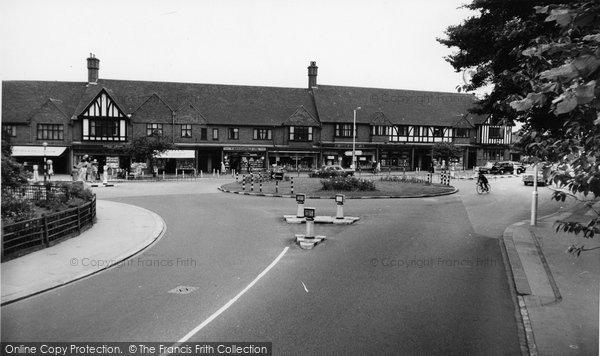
left=1, top=196, right=96, bottom=261
left=3, top=184, right=69, bottom=201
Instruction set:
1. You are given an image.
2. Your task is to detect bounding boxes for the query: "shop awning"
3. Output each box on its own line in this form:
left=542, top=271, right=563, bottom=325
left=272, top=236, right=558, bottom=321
left=155, top=150, right=195, bottom=159
left=11, top=146, right=67, bottom=157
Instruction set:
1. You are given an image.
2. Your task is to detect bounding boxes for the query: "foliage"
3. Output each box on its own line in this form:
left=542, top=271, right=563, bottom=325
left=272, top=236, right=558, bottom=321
left=379, top=175, right=429, bottom=185
left=309, top=170, right=347, bottom=178
left=320, top=177, right=376, bottom=191
left=117, top=133, right=174, bottom=174
left=1, top=137, right=31, bottom=189
left=1, top=191, right=35, bottom=223
left=432, top=142, right=463, bottom=166
left=439, top=0, right=600, bottom=255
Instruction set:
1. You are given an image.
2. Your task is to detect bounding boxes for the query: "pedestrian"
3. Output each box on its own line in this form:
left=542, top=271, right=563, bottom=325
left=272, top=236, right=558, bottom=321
left=71, top=166, right=78, bottom=181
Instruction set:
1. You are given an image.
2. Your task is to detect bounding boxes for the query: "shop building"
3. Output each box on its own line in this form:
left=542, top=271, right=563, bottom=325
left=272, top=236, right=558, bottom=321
left=2, top=56, right=511, bottom=174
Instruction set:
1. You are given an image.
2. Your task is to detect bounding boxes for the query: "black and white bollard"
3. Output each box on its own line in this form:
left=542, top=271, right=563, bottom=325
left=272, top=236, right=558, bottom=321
left=296, top=194, right=306, bottom=218
left=335, top=194, right=345, bottom=219
left=291, top=177, right=294, bottom=195
left=242, top=176, right=246, bottom=191
left=275, top=180, right=279, bottom=193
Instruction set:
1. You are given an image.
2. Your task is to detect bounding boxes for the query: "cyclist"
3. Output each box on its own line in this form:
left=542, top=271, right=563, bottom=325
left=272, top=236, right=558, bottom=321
left=477, top=171, right=489, bottom=192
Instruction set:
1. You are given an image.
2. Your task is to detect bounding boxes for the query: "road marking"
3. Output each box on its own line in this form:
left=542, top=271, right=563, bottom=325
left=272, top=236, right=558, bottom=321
left=163, top=246, right=289, bottom=352
left=301, top=281, right=309, bottom=293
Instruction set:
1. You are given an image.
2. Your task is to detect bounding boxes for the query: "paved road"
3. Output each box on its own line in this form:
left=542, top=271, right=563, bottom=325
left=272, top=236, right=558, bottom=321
left=1, top=177, right=570, bottom=354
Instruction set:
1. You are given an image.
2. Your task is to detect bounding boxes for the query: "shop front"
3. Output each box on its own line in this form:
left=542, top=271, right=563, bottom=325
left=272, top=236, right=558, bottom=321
left=223, top=146, right=267, bottom=173
left=11, top=145, right=69, bottom=175
left=269, top=150, right=318, bottom=171
left=155, top=149, right=197, bottom=174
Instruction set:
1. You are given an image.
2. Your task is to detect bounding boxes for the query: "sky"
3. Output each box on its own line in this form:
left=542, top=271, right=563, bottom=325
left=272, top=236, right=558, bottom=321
left=0, top=0, right=475, bottom=93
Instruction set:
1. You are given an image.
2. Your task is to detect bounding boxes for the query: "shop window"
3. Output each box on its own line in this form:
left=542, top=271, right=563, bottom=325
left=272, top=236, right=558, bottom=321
left=146, top=123, right=163, bottom=136
left=2, top=124, right=16, bottom=137
left=335, top=124, right=353, bottom=137
left=37, top=124, right=64, bottom=140
left=253, top=128, right=272, bottom=140
left=200, top=127, right=208, bottom=140
left=212, top=128, right=219, bottom=140
left=289, top=126, right=313, bottom=142
left=228, top=128, right=239, bottom=140
left=181, top=124, right=192, bottom=138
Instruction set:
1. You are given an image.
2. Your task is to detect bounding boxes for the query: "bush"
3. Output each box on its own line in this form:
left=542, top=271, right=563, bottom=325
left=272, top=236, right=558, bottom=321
left=380, top=175, right=429, bottom=184
left=320, top=176, right=376, bottom=191
left=309, top=170, right=346, bottom=178
left=1, top=192, right=35, bottom=223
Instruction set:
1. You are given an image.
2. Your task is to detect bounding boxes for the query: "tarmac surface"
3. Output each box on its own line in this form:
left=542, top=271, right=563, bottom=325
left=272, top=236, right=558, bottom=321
left=1, top=174, right=598, bottom=354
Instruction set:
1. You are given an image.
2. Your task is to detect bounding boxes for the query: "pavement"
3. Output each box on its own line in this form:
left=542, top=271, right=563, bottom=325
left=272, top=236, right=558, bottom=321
left=0, top=199, right=166, bottom=305
left=503, top=201, right=600, bottom=355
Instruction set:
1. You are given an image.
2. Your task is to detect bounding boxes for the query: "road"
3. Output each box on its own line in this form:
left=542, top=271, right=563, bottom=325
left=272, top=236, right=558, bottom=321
left=1, top=176, right=571, bottom=354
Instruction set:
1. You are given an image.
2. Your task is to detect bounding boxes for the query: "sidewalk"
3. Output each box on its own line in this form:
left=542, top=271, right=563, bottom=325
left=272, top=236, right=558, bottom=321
left=503, top=202, right=600, bottom=355
left=1, top=200, right=165, bottom=305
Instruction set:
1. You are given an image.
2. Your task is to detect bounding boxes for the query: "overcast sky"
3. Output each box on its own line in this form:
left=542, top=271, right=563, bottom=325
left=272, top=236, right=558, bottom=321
left=0, top=0, right=474, bottom=93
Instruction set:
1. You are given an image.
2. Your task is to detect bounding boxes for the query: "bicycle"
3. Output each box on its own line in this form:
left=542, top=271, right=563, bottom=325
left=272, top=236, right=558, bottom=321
left=476, top=180, right=490, bottom=194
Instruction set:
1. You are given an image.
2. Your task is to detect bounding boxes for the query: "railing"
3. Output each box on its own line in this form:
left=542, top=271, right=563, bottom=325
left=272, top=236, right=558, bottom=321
left=1, top=196, right=96, bottom=261
left=3, top=185, right=69, bottom=201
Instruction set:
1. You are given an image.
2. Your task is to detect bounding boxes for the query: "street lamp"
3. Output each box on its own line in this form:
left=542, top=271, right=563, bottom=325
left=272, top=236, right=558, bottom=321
left=42, top=142, right=48, bottom=183
left=351, top=107, right=361, bottom=170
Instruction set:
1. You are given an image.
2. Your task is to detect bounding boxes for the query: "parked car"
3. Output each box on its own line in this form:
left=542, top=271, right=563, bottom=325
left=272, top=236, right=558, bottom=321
left=490, top=161, right=514, bottom=175
left=507, top=161, right=526, bottom=174
left=478, top=162, right=495, bottom=174
left=313, top=165, right=355, bottom=177
left=522, top=163, right=548, bottom=186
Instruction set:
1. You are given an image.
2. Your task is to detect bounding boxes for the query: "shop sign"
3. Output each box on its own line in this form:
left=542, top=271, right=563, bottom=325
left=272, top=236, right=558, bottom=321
left=223, top=146, right=266, bottom=152
left=345, top=150, right=362, bottom=156
left=106, top=156, right=120, bottom=168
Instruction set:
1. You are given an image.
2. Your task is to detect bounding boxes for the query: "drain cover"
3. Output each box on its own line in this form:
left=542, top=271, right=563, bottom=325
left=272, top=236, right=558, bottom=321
left=168, top=286, right=198, bottom=295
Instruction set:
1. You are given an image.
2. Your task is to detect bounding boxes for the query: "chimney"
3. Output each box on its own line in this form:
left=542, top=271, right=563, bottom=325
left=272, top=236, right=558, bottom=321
left=308, top=61, right=318, bottom=89
left=87, top=53, right=100, bottom=84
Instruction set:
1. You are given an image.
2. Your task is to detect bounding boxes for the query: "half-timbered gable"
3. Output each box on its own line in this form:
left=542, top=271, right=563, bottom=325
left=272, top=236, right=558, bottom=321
left=478, top=117, right=512, bottom=145
left=78, top=88, right=128, bottom=142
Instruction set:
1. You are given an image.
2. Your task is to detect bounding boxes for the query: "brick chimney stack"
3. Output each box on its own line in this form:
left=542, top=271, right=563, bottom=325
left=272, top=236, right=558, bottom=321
left=308, top=61, right=318, bottom=89
left=87, top=53, right=100, bottom=84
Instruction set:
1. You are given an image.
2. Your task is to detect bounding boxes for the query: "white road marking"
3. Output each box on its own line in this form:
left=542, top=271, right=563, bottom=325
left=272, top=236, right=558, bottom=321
left=301, top=281, right=309, bottom=293
left=162, top=247, right=289, bottom=354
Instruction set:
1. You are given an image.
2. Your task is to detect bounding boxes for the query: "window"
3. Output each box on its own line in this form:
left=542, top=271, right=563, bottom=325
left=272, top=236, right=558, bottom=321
left=433, top=127, right=444, bottom=137
left=2, top=125, right=16, bottom=137
left=335, top=124, right=353, bottom=137
left=489, top=127, right=504, bottom=139
left=212, top=128, right=219, bottom=140
left=37, top=124, right=64, bottom=140
left=253, top=128, right=272, bottom=140
left=371, top=125, right=389, bottom=136
left=289, top=126, right=313, bottom=142
left=90, top=120, right=119, bottom=138
left=455, top=128, right=469, bottom=138
left=146, top=123, right=163, bottom=136
left=228, top=128, right=239, bottom=140
left=200, top=128, right=208, bottom=141
left=181, top=124, right=192, bottom=138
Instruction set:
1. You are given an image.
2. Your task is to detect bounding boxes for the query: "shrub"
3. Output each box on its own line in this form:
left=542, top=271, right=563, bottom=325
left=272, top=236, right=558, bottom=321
left=1, top=192, right=35, bottom=223
left=380, top=175, right=429, bottom=184
left=309, top=170, right=345, bottom=178
left=320, top=176, right=376, bottom=191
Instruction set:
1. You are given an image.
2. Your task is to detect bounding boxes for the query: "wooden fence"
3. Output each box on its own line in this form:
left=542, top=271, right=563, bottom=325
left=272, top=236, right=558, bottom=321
left=1, top=196, right=96, bottom=261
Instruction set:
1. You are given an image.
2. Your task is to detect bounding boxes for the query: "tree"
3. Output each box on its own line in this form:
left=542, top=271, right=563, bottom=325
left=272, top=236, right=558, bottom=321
left=1, top=136, right=30, bottom=189
left=119, top=133, right=174, bottom=176
left=432, top=142, right=463, bottom=168
left=439, top=1, right=600, bottom=255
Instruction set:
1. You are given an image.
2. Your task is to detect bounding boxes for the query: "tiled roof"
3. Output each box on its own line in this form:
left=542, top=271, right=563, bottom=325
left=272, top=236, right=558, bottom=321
left=2, top=81, right=86, bottom=123
left=2, top=79, right=485, bottom=128
left=312, top=85, right=486, bottom=126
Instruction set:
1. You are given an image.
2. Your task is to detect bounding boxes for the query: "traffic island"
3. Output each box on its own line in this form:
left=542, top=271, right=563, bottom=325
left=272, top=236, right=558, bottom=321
left=294, top=207, right=326, bottom=250
left=284, top=193, right=359, bottom=224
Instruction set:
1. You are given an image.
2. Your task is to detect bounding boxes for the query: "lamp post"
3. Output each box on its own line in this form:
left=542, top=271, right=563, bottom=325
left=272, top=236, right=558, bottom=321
left=531, top=163, right=539, bottom=226
left=351, top=107, right=361, bottom=169
left=43, top=142, right=48, bottom=184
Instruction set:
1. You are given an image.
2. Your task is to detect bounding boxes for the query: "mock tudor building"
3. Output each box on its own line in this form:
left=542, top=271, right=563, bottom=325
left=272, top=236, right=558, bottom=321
left=1, top=55, right=512, bottom=174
